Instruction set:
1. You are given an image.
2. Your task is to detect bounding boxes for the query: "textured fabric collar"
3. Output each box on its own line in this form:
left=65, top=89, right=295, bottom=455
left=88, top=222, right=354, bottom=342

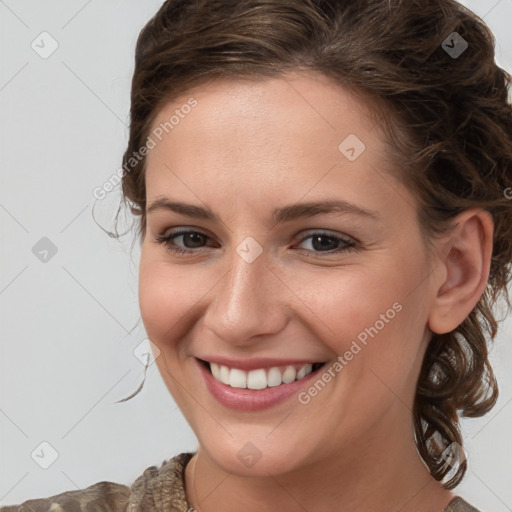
left=127, top=452, right=480, bottom=512
left=443, top=496, right=481, bottom=512
left=127, top=451, right=196, bottom=512
left=0, top=451, right=481, bottom=512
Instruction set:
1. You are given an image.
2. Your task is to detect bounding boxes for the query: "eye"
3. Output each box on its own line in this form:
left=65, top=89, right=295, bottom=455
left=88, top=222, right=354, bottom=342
left=293, top=231, right=359, bottom=257
left=153, top=228, right=359, bottom=257
left=154, top=229, right=217, bottom=254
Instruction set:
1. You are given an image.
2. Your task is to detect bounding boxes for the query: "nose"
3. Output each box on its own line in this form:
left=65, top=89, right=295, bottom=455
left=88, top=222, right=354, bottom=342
left=202, top=246, right=289, bottom=347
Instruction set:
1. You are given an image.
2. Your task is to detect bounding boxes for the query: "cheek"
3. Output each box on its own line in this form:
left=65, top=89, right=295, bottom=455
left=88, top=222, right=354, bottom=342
left=138, top=251, right=222, bottom=349
left=138, top=256, right=194, bottom=343
left=289, top=268, right=398, bottom=338
left=289, top=262, right=425, bottom=374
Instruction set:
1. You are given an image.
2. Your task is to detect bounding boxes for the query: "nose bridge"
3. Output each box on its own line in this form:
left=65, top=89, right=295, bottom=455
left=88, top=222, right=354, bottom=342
left=203, top=245, right=286, bottom=344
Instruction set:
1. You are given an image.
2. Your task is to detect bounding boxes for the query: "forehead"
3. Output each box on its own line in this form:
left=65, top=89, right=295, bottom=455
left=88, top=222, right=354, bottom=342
left=142, top=71, right=414, bottom=226
left=149, top=71, right=381, bottom=141
left=147, top=72, right=388, bottom=174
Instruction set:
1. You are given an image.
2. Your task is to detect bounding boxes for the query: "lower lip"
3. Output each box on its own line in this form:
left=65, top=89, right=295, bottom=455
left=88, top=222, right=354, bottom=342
left=196, top=358, right=327, bottom=411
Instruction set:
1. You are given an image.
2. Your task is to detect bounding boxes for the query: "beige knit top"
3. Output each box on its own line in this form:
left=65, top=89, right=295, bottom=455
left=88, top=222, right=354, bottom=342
left=0, top=452, right=481, bottom=512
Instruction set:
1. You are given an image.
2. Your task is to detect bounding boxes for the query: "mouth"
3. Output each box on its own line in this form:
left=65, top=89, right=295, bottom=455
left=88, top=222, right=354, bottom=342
left=198, top=358, right=328, bottom=390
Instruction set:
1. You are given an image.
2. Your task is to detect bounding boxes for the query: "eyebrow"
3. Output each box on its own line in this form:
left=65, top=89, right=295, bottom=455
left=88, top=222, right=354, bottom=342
left=146, top=197, right=381, bottom=225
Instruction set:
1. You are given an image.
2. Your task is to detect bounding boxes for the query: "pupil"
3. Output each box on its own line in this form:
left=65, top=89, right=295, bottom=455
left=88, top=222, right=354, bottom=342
left=312, top=235, right=337, bottom=251
left=184, top=233, right=204, bottom=248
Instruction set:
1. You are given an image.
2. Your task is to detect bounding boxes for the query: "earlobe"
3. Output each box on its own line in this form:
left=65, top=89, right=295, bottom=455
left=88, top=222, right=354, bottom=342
left=427, top=208, right=494, bottom=335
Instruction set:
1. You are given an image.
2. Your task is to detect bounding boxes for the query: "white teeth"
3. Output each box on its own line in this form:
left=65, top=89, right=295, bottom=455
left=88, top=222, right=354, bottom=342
left=267, top=367, right=282, bottom=387
left=247, top=369, right=267, bottom=390
left=210, top=362, right=220, bottom=380
left=229, top=368, right=247, bottom=388
left=282, top=366, right=297, bottom=383
left=296, top=365, right=309, bottom=380
left=208, top=362, right=315, bottom=389
left=219, top=365, right=230, bottom=385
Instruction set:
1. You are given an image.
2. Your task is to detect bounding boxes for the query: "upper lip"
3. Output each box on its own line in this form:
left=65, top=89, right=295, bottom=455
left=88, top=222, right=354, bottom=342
left=196, top=356, right=326, bottom=371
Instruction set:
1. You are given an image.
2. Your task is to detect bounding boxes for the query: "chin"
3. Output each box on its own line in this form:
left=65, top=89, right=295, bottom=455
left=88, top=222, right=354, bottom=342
left=198, top=429, right=314, bottom=478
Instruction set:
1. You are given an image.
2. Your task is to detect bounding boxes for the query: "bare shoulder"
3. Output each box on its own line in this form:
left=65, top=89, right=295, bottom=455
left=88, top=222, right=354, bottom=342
left=0, top=480, right=130, bottom=512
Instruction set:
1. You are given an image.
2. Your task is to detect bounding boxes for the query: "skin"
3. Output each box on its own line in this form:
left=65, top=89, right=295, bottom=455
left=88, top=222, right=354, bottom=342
left=138, top=70, right=494, bottom=512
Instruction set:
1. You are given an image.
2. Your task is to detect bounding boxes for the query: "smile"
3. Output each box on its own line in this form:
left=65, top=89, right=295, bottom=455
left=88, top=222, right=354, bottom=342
left=204, top=360, right=325, bottom=390
left=196, top=357, right=330, bottom=411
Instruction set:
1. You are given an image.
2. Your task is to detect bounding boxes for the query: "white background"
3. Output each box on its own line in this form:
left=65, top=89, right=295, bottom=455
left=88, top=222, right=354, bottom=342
left=1, top=1, right=511, bottom=510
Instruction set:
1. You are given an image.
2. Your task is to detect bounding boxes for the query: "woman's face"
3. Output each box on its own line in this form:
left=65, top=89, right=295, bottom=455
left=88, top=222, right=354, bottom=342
left=139, top=71, right=438, bottom=476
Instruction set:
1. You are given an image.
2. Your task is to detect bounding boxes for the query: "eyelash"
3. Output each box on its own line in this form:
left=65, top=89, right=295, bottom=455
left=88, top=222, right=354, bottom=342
left=154, top=228, right=359, bottom=258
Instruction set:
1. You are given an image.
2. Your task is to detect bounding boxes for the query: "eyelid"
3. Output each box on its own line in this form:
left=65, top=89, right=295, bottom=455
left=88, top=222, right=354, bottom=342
left=158, top=227, right=218, bottom=247
left=154, top=226, right=359, bottom=257
left=294, top=228, right=355, bottom=244
left=157, top=227, right=354, bottom=245
left=292, top=230, right=358, bottom=257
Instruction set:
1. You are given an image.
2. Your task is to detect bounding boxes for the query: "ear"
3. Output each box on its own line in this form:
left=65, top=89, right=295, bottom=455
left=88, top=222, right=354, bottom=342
left=427, top=208, right=494, bottom=335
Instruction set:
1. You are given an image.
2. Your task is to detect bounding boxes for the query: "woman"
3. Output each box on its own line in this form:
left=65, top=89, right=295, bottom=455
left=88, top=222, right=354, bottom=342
left=2, top=0, right=511, bottom=511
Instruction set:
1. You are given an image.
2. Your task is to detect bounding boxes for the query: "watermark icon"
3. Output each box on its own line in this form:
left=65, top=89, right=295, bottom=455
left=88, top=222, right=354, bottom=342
left=504, top=187, right=512, bottom=200
left=338, top=134, right=366, bottom=161
left=237, top=442, right=262, bottom=468
left=32, top=237, right=58, bottom=263
left=31, top=31, right=59, bottom=59
left=93, top=97, right=198, bottom=200
left=133, top=338, right=161, bottom=366
left=441, top=32, right=468, bottom=59
left=298, top=301, right=403, bottom=404
left=236, top=237, right=263, bottom=263
left=31, top=441, right=59, bottom=469
left=441, top=442, right=467, bottom=469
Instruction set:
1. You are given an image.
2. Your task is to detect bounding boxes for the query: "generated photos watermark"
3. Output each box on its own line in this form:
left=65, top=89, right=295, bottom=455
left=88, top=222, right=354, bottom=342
left=93, top=97, right=198, bottom=200
left=297, top=301, right=403, bottom=405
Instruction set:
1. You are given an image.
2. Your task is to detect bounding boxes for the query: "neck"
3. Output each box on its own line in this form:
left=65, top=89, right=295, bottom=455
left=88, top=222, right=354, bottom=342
left=185, top=409, right=455, bottom=512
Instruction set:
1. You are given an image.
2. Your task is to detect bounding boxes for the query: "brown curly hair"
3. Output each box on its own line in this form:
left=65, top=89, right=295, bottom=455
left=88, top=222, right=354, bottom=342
left=118, top=0, right=512, bottom=489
